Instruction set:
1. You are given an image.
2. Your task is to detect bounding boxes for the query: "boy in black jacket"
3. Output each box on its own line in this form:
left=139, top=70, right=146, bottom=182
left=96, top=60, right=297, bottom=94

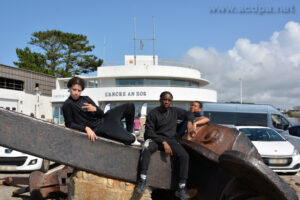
left=62, top=77, right=140, bottom=146
left=135, top=91, right=194, bottom=200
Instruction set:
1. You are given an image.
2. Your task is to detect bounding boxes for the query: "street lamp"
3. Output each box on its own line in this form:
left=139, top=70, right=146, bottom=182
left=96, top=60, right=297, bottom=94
left=239, top=78, right=243, bottom=104
left=34, top=85, right=41, bottom=118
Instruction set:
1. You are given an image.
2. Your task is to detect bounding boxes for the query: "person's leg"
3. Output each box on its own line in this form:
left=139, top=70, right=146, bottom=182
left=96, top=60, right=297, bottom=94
left=139, top=139, right=159, bottom=175
left=177, top=120, right=187, bottom=137
left=105, top=103, right=135, bottom=132
left=169, top=141, right=190, bottom=200
left=169, top=142, right=189, bottom=181
left=136, top=139, right=159, bottom=194
left=97, top=103, right=136, bottom=144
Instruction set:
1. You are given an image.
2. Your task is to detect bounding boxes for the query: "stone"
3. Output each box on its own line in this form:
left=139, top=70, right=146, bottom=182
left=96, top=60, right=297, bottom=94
left=68, top=170, right=152, bottom=200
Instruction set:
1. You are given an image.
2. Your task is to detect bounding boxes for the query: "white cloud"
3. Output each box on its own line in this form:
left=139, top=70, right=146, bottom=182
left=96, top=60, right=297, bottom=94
left=182, top=21, right=300, bottom=109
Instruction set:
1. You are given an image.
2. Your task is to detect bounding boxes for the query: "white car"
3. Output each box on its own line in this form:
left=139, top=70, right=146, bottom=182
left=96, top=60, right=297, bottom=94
left=0, top=146, right=50, bottom=172
left=236, top=126, right=300, bottom=175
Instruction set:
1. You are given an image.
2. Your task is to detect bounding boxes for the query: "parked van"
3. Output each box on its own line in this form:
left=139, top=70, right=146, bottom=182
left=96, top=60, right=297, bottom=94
left=202, top=103, right=293, bottom=133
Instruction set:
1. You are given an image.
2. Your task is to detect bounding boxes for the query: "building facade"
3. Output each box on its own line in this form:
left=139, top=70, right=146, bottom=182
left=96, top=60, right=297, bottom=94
left=0, top=64, right=55, bottom=119
left=51, top=55, right=217, bottom=124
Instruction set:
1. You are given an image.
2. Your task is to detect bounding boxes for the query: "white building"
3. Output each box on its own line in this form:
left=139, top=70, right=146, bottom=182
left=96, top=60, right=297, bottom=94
left=0, top=64, right=55, bottom=120
left=52, top=55, right=217, bottom=124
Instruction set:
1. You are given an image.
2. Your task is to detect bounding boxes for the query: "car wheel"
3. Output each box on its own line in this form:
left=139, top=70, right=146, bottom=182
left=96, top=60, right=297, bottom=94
left=40, top=159, right=50, bottom=172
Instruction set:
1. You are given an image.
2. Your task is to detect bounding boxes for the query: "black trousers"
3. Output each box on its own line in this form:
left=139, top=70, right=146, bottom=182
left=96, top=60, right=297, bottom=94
left=95, top=103, right=135, bottom=145
left=139, top=139, right=189, bottom=180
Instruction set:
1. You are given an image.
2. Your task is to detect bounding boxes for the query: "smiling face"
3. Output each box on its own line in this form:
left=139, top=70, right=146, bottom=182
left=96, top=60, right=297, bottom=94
left=70, top=84, right=82, bottom=100
left=190, top=101, right=202, bottom=113
left=160, top=93, right=173, bottom=110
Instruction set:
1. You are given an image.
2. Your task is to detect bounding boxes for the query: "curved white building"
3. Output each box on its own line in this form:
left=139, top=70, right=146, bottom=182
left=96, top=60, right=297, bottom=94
left=51, top=55, right=217, bottom=124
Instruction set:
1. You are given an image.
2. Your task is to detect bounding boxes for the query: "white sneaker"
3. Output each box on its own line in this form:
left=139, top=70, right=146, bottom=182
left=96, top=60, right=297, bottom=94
left=131, top=133, right=141, bottom=146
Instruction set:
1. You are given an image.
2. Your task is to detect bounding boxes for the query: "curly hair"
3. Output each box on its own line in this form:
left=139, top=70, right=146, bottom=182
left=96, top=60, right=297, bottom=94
left=67, top=77, right=86, bottom=90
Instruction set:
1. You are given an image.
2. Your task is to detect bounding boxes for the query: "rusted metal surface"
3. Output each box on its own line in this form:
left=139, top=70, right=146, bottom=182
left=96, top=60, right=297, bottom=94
left=29, top=166, right=73, bottom=199
left=0, top=176, right=29, bottom=185
left=0, top=108, right=298, bottom=200
left=0, top=166, right=74, bottom=199
left=0, top=108, right=174, bottom=189
left=179, top=124, right=298, bottom=200
left=219, top=150, right=298, bottom=200
left=182, top=124, right=261, bottom=159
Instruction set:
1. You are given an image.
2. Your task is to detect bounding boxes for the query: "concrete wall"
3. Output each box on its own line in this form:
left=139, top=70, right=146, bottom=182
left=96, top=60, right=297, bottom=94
left=0, top=88, right=52, bottom=120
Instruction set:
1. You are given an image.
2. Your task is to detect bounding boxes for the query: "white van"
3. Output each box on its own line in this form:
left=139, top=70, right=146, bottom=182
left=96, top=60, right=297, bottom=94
left=202, top=103, right=293, bottom=133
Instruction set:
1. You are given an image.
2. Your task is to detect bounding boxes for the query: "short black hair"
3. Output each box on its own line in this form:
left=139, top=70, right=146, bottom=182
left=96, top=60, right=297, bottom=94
left=67, top=77, right=86, bottom=90
left=194, top=101, right=203, bottom=108
left=160, top=91, right=173, bottom=100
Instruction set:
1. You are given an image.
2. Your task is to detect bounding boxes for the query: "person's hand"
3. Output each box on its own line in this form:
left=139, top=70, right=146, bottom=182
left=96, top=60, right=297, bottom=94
left=162, top=141, right=173, bottom=156
left=85, top=127, right=98, bottom=142
left=82, top=103, right=97, bottom=112
left=193, top=123, right=197, bottom=131
left=187, top=122, right=196, bottom=138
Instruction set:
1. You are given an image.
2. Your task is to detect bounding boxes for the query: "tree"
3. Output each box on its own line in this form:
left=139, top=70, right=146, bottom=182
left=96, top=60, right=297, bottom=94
left=15, top=30, right=103, bottom=77
left=14, top=47, right=55, bottom=76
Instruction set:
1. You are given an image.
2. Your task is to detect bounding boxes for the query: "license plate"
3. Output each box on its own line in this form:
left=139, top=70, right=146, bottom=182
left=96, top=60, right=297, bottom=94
left=268, top=158, right=288, bottom=165
left=0, top=166, right=16, bottom=171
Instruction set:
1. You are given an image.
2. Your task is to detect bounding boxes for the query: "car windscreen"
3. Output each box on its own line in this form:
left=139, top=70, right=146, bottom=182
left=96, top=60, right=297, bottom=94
left=240, top=128, right=285, bottom=142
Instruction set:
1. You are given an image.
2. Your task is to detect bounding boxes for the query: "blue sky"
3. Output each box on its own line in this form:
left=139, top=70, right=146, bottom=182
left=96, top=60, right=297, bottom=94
left=1, top=0, right=300, bottom=108
left=1, top=0, right=298, bottom=64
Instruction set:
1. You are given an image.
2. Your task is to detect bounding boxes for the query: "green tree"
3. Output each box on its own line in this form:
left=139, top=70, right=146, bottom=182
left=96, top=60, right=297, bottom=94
left=14, top=47, right=54, bottom=76
left=15, top=30, right=103, bottom=77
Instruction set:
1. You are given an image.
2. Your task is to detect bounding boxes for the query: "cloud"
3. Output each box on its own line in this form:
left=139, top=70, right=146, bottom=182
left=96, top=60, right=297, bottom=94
left=182, top=21, right=300, bottom=109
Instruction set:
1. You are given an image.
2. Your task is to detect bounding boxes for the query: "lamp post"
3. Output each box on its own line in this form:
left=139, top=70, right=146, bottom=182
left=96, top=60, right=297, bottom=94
left=34, top=86, right=41, bottom=118
left=239, top=78, right=243, bottom=104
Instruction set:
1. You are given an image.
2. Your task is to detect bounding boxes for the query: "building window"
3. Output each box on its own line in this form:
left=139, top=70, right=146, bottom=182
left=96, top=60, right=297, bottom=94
left=0, top=77, right=24, bottom=91
left=53, top=104, right=64, bottom=125
left=116, top=78, right=199, bottom=88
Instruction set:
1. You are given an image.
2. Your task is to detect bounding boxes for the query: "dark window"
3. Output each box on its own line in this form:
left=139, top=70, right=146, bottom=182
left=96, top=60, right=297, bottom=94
left=203, top=111, right=236, bottom=125
left=289, top=126, right=300, bottom=137
left=204, top=111, right=268, bottom=126
left=236, top=113, right=268, bottom=126
left=0, top=77, right=24, bottom=91
left=116, top=78, right=199, bottom=88
left=271, top=114, right=290, bottom=130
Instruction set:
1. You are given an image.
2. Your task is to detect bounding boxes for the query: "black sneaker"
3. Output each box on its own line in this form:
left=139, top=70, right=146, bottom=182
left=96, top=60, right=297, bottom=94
left=135, top=178, right=147, bottom=194
left=175, top=187, right=190, bottom=200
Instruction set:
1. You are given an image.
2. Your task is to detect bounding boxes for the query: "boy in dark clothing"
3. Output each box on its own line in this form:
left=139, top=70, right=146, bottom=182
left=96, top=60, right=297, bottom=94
left=177, top=101, right=210, bottom=137
left=135, top=91, right=194, bottom=200
left=189, top=101, right=210, bottom=130
left=62, top=77, right=140, bottom=146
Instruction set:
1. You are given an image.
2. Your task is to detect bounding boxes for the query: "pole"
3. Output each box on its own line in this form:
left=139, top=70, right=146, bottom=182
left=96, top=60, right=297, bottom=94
left=134, top=16, right=136, bottom=65
left=153, top=16, right=156, bottom=65
left=239, top=78, right=243, bottom=104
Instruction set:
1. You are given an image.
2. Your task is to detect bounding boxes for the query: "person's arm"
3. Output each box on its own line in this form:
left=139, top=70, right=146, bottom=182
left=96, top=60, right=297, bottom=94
left=63, top=102, right=97, bottom=142
left=175, top=107, right=196, bottom=136
left=145, top=113, right=166, bottom=144
left=194, top=116, right=210, bottom=128
left=82, top=96, right=104, bottom=117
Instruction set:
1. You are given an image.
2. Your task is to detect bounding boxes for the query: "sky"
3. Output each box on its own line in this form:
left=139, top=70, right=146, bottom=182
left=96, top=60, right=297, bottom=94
left=0, top=0, right=299, bottom=109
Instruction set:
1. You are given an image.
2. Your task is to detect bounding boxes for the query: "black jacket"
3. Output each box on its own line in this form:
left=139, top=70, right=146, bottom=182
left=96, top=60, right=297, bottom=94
left=145, top=106, right=193, bottom=144
left=62, top=96, right=104, bottom=132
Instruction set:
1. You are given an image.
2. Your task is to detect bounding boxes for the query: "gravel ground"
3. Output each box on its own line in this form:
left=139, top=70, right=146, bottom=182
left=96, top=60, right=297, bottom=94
left=0, top=173, right=30, bottom=200
left=1, top=172, right=300, bottom=200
